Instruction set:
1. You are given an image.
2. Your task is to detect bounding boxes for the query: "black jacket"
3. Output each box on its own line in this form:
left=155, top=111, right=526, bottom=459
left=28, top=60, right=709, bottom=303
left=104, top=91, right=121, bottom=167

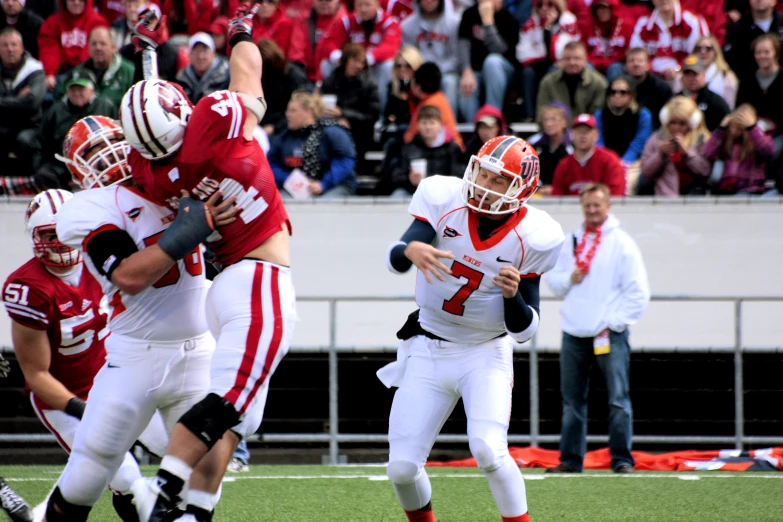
left=634, top=73, right=672, bottom=130
left=723, top=12, right=783, bottom=80
left=677, top=88, right=730, bottom=132
left=321, top=68, right=380, bottom=128
left=736, top=70, right=783, bottom=136
left=389, top=133, right=464, bottom=193
left=0, top=10, right=44, bottom=59
left=260, top=66, right=303, bottom=135
left=0, top=53, right=46, bottom=135
left=176, top=56, right=230, bottom=104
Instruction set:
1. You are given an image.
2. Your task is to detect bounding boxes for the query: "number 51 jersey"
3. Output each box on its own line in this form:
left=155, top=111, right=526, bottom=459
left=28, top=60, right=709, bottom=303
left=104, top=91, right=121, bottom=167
left=409, top=176, right=565, bottom=344
left=56, top=185, right=210, bottom=342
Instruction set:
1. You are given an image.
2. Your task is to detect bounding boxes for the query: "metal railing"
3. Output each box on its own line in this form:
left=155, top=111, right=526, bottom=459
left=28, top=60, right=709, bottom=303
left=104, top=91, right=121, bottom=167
left=2, top=295, right=782, bottom=465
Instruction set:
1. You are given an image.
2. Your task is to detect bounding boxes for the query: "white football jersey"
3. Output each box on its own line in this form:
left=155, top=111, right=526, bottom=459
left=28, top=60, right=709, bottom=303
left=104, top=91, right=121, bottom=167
left=56, top=185, right=209, bottom=343
left=409, top=176, right=564, bottom=343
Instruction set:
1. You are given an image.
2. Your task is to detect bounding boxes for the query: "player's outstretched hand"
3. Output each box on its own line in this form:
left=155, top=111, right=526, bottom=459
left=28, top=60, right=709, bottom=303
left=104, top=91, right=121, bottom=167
left=228, top=2, right=259, bottom=41
left=132, top=7, right=168, bottom=53
left=205, top=190, right=240, bottom=227
left=0, top=354, right=10, bottom=378
left=493, top=266, right=521, bottom=298
left=404, top=241, right=454, bottom=284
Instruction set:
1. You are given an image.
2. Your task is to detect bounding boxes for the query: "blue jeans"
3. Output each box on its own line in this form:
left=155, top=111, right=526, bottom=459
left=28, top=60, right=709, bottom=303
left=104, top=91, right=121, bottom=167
left=558, top=330, right=634, bottom=471
left=458, top=54, right=514, bottom=122
left=233, top=439, right=250, bottom=464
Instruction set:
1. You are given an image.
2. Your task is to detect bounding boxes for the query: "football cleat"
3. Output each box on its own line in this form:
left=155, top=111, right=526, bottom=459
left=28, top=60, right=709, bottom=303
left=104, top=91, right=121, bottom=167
left=227, top=457, right=249, bottom=473
left=0, top=478, right=33, bottom=522
left=131, top=477, right=178, bottom=522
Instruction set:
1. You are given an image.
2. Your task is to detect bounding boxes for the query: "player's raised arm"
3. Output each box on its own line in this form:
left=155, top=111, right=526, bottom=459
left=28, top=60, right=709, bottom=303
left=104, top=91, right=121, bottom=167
left=227, top=3, right=269, bottom=138
left=130, top=7, right=167, bottom=80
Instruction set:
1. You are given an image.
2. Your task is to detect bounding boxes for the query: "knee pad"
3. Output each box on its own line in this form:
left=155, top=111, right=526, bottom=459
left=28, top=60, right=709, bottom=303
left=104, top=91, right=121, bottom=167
left=386, top=460, right=421, bottom=485
left=179, top=393, right=240, bottom=450
left=469, top=437, right=506, bottom=472
left=45, top=487, right=91, bottom=522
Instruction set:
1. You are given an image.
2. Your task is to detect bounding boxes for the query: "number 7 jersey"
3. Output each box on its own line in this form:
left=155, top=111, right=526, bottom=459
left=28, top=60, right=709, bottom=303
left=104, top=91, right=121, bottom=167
left=56, top=185, right=210, bottom=342
left=129, top=90, right=291, bottom=267
left=409, top=176, right=565, bottom=344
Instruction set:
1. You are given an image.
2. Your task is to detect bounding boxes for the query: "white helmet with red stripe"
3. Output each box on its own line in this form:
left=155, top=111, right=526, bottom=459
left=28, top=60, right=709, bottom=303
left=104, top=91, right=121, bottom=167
left=24, top=189, right=81, bottom=267
left=119, top=79, right=194, bottom=160
left=462, top=135, right=540, bottom=215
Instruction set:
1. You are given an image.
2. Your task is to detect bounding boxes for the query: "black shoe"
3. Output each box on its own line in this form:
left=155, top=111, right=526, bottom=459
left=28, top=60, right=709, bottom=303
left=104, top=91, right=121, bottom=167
left=614, top=464, right=634, bottom=474
left=0, top=478, right=33, bottom=522
left=545, top=463, right=580, bottom=473
left=148, top=494, right=179, bottom=522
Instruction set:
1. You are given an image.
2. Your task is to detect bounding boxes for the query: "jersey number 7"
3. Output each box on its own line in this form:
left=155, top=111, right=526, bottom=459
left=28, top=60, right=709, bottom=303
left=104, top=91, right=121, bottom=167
left=442, top=261, right=484, bottom=316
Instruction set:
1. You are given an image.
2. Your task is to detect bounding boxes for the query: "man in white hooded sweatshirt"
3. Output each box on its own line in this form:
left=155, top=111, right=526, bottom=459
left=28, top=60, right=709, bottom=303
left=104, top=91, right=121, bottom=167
left=543, top=182, right=650, bottom=474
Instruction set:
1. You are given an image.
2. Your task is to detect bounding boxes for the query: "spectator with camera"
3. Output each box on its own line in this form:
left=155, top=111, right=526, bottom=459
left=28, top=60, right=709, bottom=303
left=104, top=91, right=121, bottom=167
left=401, top=0, right=460, bottom=112
left=596, top=75, right=652, bottom=165
left=0, top=0, right=42, bottom=59
left=676, top=54, right=730, bottom=131
left=387, top=105, right=463, bottom=197
left=552, top=113, right=627, bottom=196
left=639, top=95, right=711, bottom=195
left=0, top=27, right=44, bottom=177
left=703, top=103, right=775, bottom=195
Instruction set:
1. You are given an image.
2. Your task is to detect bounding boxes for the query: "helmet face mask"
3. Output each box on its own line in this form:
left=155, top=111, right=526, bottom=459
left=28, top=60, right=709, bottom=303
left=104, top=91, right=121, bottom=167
left=462, top=136, right=540, bottom=215
left=59, top=116, right=131, bottom=191
left=25, top=190, right=81, bottom=267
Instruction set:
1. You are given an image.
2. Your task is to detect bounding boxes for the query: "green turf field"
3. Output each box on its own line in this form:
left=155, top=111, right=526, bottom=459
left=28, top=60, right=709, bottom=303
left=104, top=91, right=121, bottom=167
left=3, top=464, right=782, bottom=521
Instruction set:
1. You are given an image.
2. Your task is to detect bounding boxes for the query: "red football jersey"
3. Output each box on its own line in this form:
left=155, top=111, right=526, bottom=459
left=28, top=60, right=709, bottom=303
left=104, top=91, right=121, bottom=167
left=2, top=260, right=108, bottom=411
left=130, top=90, right=290, bottom=267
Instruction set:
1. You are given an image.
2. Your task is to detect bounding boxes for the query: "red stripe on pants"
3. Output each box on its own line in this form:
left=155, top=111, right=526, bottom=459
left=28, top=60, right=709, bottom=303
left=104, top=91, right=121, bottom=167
left=32, top=397, right=72, bottom=453
left=239, top=265, right=282, bottom=415
left=223, top=263, right=265, bottom=408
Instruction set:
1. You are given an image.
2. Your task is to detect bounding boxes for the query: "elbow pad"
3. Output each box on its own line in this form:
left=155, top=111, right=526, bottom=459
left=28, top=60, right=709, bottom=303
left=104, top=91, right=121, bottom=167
left=507, top=307, right=540, bottom=344
left=236, top=92, right=267, bottom=122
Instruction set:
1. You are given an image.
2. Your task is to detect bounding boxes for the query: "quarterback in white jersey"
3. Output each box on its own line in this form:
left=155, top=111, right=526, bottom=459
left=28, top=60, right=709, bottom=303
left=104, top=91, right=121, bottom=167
left=380, top=136, right=564, bottom=522
left=42, top=116, right=236, bottom=522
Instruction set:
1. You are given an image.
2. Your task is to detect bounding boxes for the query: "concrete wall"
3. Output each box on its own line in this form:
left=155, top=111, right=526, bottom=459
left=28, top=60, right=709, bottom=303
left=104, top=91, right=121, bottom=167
left=2, top=198, right=782, bottom=351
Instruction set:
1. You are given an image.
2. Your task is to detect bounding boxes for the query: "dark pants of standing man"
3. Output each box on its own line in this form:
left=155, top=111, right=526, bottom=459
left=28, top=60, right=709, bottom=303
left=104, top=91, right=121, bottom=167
left=558, top=329, right=634, bottom=471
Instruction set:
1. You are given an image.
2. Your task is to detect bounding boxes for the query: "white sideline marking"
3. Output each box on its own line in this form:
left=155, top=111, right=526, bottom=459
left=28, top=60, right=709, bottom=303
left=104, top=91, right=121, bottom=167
left=5, top=472, right=783, bottom=483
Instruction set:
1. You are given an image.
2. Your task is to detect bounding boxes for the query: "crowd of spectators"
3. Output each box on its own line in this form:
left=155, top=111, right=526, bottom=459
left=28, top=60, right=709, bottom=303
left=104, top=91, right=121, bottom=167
left=1, top=0, right=782, bottom=197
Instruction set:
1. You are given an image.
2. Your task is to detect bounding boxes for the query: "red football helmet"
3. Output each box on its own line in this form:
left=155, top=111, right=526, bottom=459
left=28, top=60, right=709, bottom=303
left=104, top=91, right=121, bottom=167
left=462, top=135, right=540, bottom=215
left=25, top=189, right=81, bottom=267
left=57, top=116, right=130, bottom=190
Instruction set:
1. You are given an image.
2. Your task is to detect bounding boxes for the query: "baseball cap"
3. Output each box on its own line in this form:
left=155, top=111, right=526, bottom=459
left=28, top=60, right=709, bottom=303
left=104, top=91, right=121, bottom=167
left=189, top=32, right=215, bottom=51
left=477, top=115, right=499, bottom=127
left=572, top=113, right=597, bottom=129
left=682, top=54, right=705, bottom=74
left=209, top=17, right=229, bottom=36
left=65, top=69, right=97, bottom=89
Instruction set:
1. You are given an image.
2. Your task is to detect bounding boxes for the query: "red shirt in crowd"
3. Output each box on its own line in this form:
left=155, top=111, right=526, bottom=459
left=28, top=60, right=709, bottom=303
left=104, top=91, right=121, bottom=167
left=551, top=146, right=626, bottom=196
left=581, top=0, right=634, bottom=73
left=252, top=7, right=295, bottom=55
left=287, top=4, right=347, bottom=81
left=319, top=8, right=401, bottom=66
left=38, top=0, right=108, bottom=76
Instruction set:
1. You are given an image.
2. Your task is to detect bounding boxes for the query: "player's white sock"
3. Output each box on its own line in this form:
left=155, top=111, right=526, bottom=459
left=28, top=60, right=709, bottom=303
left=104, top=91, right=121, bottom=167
left=484, top=455, right=528, bottom=517
left=160, top=456, right=193, bottom=484
left=186, top=490, right=214, bottom=512
left=390, top=468, right=432, bottom=511
left=108, top=453, right=143, bottom=494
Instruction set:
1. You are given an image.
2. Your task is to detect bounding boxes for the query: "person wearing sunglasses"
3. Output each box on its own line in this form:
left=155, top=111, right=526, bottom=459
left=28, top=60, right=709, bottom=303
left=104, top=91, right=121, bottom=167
left=595, top=75, right=652, bottom=165
left=692, top=35, right=738, bottom=109
left=639, top=95, right=711, bottom=195
left=676, top=54, right=730, bottom=132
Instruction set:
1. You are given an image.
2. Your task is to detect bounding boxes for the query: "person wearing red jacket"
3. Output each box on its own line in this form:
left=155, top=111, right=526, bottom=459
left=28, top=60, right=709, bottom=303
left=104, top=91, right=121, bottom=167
left=552, top=114, right=627, bottom=196
left=680, top=0, right=725, bottom=44
left=287, top=0, right=346, bottom=83
left=37, top=0, right=108, bottom=90
left=582, top=0, right=634, bottom=80
left=160, top=0, right=218, bottom=35
left=319, top=0, right=401, bottom=112
left=251, top=0, right=294, bottom=55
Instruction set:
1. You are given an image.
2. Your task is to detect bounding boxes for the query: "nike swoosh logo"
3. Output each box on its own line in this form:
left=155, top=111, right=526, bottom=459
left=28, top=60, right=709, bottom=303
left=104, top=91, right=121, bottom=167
left=497, top=257, right=513, bottom=264
left=107, top=363, right=120, bottom=368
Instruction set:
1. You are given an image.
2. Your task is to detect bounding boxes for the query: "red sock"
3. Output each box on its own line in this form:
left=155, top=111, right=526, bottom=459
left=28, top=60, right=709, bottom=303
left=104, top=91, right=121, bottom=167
left=502, top=514, right=530, bottom=522
left=404, top=502, right=437, bottom=522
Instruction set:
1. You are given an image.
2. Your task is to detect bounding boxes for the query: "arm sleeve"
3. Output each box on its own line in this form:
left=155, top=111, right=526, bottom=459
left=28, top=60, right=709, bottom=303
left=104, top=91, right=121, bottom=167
left=318, top=127, right=356, bottom=192
left=605, top=235, right=650, bottom=332
left=368, top=18, right=401, bottom=64
left=386, top=218, right=438, bottom=274
left=640, top=134, right=666, bottom=178
left=37, top=17, right=60, bottom=76
left=483, top=24, right=508, bottom=55
left=595, top=110, right=605, bottom=147
left=458, top=38, right=472, bottom=72
left=623, top=108, right=652, bottom=163
left=701, top=127, right=725, bottom=160
left=84, top=229, right=140, bottom=278
left=2, top=278, right=53, bottom=331
left=550, top=158, right=567, bottom=195
left=606, top=155, right=627, bottom=196
left=543, top=232, right=576, bottom=298
left=504, top=277, right=541, bottom=343
left=0, top=71, right=45, bottom=112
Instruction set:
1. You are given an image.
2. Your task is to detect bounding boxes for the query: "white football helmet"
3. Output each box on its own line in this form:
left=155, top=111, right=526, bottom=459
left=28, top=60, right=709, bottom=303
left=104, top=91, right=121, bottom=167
left=119, top=79, right=193, bottom=160
left=25, top=189, right=81, bottom=267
